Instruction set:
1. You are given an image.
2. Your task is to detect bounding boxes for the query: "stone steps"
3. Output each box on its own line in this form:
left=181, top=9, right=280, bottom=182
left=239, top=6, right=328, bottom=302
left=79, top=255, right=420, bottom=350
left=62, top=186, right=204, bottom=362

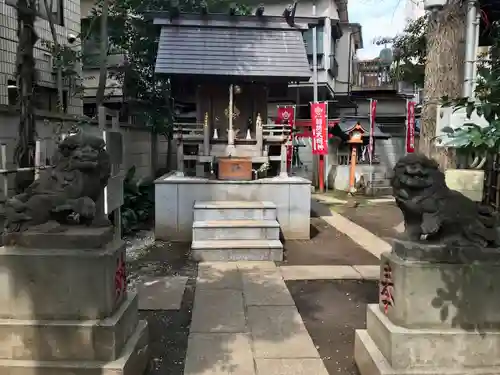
left=192, top=220, right=280, bottom=241
left=194, top=200, right=277, bottom=221
left=191, top=239, right=283, bottom=261
left=191, top=201, right=283, bottom=262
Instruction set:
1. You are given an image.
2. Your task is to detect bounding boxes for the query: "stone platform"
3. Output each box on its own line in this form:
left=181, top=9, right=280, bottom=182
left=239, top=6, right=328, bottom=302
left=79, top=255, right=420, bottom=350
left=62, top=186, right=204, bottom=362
left=354, top=242, right=500, bottom=375
left=0, top=226, right=149, bottom=375
left=154, top=173, right=311, bottom=241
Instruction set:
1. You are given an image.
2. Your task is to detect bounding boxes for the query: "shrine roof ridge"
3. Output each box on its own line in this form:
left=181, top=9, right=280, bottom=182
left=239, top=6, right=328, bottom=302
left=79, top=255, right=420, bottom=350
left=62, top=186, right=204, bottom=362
left=150, top=12, right=319, bottom=31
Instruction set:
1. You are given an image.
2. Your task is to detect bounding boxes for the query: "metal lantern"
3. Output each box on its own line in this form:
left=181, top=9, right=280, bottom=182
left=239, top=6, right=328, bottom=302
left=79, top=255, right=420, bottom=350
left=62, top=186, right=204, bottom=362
left=348, top=123, right=365, bottom=144
left=350, top=130, right=363, bottom=142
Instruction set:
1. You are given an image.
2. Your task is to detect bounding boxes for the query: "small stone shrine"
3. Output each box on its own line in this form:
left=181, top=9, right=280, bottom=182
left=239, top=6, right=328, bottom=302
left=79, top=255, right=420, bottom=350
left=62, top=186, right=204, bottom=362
left=0, top=131, right=149, bottom=374
left=355, top=153, right=500, bottom=375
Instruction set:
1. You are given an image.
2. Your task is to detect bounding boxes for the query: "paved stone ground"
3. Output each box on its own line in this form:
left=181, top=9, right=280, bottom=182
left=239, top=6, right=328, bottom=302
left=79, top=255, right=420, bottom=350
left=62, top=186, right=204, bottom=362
left=287, top=280, right=378, bottom=375
left=184, top=262, right=330, bottom=375
left=126, top=199, right=391, bottom=375
left=280, top=265, right=379, bottom=281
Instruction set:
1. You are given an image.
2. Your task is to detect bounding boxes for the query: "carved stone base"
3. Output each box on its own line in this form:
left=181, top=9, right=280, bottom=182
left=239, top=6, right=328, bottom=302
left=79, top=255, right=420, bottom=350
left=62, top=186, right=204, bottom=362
left=355, top=305, right=500, bottom=375
left=380, top=250, right=500, bottom=329
left=392, top=238, right=500, bottom=263
left=0, top=228, right=149, bottom=374
left=355, top=249, right=500, bottom=375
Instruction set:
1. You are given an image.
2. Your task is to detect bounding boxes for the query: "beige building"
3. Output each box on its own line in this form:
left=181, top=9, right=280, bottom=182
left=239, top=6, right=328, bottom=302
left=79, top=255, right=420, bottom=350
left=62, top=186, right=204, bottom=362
left=0, top=0, right=82, bottom=115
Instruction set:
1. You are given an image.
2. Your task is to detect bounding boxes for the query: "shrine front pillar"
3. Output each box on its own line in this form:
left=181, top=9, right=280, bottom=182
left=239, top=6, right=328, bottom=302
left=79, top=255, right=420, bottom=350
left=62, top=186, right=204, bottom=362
left=227, top=84, right=235, bottom=147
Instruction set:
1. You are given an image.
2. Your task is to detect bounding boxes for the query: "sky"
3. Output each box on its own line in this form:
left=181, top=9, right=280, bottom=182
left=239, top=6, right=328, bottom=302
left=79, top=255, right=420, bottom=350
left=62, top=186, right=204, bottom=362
left=348, top=0, right=408, bottom=60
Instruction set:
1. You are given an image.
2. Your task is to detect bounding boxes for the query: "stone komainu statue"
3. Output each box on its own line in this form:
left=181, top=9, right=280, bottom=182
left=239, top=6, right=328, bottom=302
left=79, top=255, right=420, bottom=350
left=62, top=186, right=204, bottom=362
left=391, top=153, right=499, bottom=248
left=3, top=132, right=111, bottom=233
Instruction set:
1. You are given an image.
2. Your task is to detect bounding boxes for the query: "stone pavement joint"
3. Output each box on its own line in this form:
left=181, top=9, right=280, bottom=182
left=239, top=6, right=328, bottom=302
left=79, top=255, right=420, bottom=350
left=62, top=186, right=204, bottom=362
left=321, top=211, right=391, bottom=259
left=280, top=265, right=358, bottom=281
left=184, top=262, right=328, bottom=375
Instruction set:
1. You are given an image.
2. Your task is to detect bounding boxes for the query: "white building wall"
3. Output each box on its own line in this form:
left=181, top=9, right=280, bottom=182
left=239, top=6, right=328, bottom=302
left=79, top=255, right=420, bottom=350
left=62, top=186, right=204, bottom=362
left=253, top=0, right=340, bottom=90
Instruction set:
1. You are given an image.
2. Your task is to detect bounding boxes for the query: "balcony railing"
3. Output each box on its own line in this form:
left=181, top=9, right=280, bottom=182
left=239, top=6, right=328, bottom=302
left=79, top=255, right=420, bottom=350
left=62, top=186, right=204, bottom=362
left=352, top=60, right=397, bottom=91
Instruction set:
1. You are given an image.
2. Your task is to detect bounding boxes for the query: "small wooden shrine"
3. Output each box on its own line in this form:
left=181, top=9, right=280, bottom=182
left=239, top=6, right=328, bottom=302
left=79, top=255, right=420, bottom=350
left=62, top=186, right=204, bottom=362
left=153, top=11, right=317, bottom=179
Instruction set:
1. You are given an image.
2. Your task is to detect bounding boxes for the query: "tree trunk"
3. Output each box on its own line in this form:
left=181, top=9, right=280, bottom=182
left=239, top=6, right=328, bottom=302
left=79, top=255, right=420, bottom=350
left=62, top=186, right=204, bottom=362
left=95, top=0, right=109, bottom=107
left=14, top=0, right=38, bottom=193
left=419, top=0, right=466, bottom=169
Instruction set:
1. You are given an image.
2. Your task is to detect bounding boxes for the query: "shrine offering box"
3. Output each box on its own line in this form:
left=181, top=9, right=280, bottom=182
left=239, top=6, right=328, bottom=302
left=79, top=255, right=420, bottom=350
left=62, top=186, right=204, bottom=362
left=218, top=157, right=252, bottom=181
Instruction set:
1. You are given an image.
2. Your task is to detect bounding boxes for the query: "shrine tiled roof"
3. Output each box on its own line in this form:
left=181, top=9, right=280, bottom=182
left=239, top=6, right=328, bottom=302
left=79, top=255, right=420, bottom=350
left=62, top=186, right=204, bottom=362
left=153, top=14, right=312, bottom=80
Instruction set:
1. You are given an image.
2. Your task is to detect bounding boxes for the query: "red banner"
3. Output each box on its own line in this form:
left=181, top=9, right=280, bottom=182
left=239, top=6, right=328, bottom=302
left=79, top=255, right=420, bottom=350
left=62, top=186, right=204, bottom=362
left=275, top=106, right=296, bottom=170
left=311, top=102, right=328, bottom=155
left=406, top=101, right=416, bottom=153
left=368, top=99, right=377, bottom=163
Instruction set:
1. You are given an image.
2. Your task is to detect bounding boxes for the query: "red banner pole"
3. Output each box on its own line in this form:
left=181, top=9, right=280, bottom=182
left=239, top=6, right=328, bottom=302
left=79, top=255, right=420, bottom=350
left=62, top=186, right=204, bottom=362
left=319, top=155, right=325, bottom=192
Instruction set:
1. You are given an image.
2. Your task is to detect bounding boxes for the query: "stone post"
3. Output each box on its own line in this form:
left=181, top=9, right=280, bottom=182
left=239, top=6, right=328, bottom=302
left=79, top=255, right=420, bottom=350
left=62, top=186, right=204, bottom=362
left=203, top=111, right=210, bottom=156
left=176, top=140, right=184, bottom=176
left=279, top=143, right=288, bottom=177
left=227, top=84, right=235, bottom=146
left=256, top=113, right=263, bottom=156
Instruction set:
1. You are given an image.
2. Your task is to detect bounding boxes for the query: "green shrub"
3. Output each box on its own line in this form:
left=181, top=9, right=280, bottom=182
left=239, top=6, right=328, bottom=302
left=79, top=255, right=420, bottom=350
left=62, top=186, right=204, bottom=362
left=118, top=166, right=154, bottom=234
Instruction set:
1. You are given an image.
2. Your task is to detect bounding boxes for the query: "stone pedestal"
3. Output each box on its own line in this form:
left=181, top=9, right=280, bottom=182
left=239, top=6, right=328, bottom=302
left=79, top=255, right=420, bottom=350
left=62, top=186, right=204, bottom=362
left=355, top=239, right=500, bottom=375
left=0, top=226, right=149, bottom=375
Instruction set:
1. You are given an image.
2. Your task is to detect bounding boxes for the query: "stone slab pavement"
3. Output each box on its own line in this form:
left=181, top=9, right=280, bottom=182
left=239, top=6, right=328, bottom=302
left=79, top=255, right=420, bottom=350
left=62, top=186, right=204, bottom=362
left=138, top=276, right=189, bottom=310
left=279, top=265, right=379, bottom=281
left=184, top=262, right=330, bottom=375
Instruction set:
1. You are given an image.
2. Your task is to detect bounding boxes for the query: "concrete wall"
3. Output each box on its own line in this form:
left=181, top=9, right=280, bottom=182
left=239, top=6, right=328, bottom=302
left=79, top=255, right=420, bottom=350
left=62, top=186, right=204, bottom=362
left=155, top=175, right=311, bottom=241
left=335, top=25, right=359, bottom=94
left=252, top=0, right=339, bottom=91
left=0, top=0, right=82, bottom=115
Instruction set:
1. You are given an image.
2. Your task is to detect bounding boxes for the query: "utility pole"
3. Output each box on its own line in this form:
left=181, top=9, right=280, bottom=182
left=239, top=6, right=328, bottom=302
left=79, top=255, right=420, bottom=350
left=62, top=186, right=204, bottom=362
left=312, top=1, right=321, bottom=190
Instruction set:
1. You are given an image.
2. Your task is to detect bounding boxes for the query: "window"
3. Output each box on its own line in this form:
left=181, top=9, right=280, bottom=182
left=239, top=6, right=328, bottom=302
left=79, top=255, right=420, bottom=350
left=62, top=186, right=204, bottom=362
left=308, top=55, right=324, bottom=70
left=8, top=80, right=68, bottom=112
left=6, top=0, right=64, bottom=26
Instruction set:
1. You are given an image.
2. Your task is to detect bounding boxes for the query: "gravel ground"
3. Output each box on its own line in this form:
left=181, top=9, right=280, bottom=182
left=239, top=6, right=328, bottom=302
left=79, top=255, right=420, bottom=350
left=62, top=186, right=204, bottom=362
left=287, top=279, right=378, bottom=375
left=333, top=203, right=403, bottom=241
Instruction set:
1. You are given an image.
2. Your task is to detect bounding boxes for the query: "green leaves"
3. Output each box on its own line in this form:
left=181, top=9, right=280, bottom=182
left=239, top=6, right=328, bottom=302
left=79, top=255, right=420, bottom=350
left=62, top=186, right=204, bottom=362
left=86, top=0, right=251, bottom=135
left=438, top=21, right=500, bottom=155
left=118, top=166, right=154, bottom=234
left=390, top=15, right=427, bottom=86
